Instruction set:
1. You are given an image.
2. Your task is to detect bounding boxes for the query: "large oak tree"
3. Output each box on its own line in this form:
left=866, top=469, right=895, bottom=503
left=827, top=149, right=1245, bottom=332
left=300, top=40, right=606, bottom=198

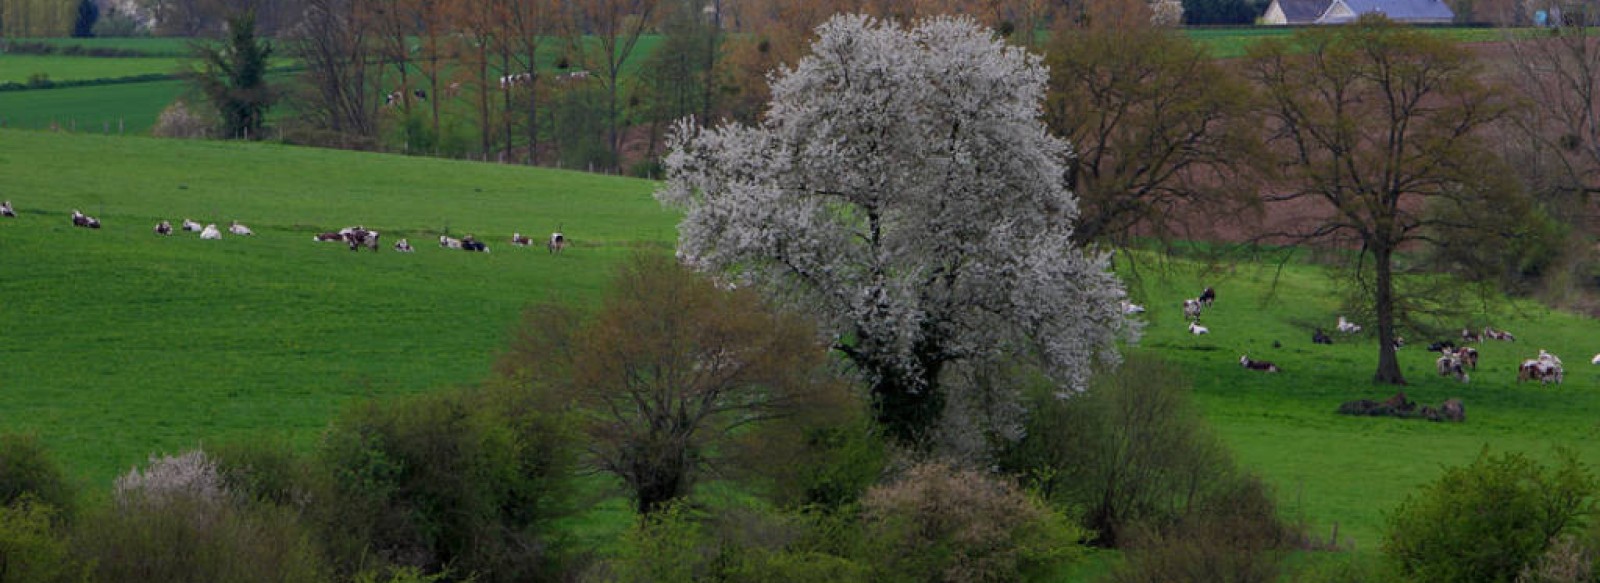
left=1244, top=15, right=1518, bottom=384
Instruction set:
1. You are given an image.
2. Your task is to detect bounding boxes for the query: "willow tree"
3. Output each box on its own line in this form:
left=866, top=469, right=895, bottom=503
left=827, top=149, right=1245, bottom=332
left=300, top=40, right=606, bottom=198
left=659, top=15, right=1127, bottom=450
left=1245, top=15, right=1518, bottom=384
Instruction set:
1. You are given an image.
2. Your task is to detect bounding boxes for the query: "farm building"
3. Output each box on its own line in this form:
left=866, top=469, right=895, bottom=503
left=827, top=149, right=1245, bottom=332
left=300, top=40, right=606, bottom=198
left=1260, top=0, right=1455, bottom=24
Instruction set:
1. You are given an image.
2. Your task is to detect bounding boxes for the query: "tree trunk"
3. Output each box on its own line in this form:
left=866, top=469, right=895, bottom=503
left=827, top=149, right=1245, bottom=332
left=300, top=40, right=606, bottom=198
left=1372, top=243, right=1406, bottom=384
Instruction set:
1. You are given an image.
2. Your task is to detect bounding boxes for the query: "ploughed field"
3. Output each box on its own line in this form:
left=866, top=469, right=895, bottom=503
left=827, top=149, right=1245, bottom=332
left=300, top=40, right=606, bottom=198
left=0, top=129, right=675, bottom=487
left=4, top=130, right=1600, bottom=551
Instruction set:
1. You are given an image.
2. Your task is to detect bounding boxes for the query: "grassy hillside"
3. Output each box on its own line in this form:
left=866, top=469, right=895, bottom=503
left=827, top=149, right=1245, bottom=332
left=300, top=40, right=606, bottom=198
left=1121, top=253, right=1600, bottom=548
left=0, top=79, right=185, bottom=133
left=0, top=129, right=675, bottom=488
left=0, top=55, right=188, bottom=83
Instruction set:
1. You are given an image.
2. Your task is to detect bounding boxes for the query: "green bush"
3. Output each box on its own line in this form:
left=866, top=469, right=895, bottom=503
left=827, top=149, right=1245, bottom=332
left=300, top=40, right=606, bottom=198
left=0, top=497, right=84, bottom=583
left=1107, top=474, right=1297, bottom=583
left=1000, top=353, right=1240, bottom=548
left=600, top=502, right=869, bottom=583
left=75, top=451, right=329, bottom=583
left=314, top=386, right=576, bottom=582
left=0, top=433, right=75, bottom=513
left=859, top=462, right=1085, bottom=583
left=1383, top=447, right=1598, bottom=583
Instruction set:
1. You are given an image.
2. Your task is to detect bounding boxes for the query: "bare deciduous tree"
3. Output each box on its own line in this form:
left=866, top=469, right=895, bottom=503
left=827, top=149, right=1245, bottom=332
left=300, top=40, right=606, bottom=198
left=1244, top=15, right=1518, bottom=384
left=498, top=255, right=851, bottom=514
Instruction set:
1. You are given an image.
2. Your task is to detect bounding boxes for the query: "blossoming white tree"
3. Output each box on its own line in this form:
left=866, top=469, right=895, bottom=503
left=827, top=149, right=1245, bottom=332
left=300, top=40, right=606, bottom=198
left=658, top=14, right=1128, bottom=448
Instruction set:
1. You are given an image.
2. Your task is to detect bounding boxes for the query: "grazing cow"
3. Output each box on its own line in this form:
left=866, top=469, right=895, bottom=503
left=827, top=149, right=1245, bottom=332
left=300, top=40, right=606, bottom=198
left=343, top=227, right=379, bottom=252
left=1393, top=336, right=1406, bottom=349
left=511, top=232, right=534, bottom=247
left=1484, top=326, right=1516, bottom=342
left=1188, top=321, right=1209, bottom=335
left=439, top=234, right=464, bottom=249
left=0, top=201, right=14, bottom=217
left=313, top=232, right=344, bottom=242
left=1519, top=359, right=1563, bottom=384
left=500, top=72, right=534, bottom=88
left=1436, top=350, right=1469, bottom=383
left=394, top=238, right=414, bottom=253
left=1461, top=327, right=1482, bottom=343
left=1312, top=328, right=1333, bottom=345
left=1120, top=301, right=1145, bottom=315
left=154, top=220, right=172, bottom=235
left=1336, top=316, right=1361, bottom=334
left=1428, top=340, right=1457, bottom=352
left=200, top=224, right=222, bottom=240
left=1240, top=355, right=1279, bottom=372
left=1591, top=353, right=1600, bottom=365
left=1457, top=346, right=1478, bottom=370
left=229, top=221, right=254, bottom=236
left=460, top=235, right=489, bottom=253
left=548, top=231, right=566, bottom=254
left=1198, top=286, right=1216, bottom=307
left=182, top=218, right=203, bottom=232
left=71, top=210, right=101, bottom=229
left=1182, top=298, right=1202, bottom=321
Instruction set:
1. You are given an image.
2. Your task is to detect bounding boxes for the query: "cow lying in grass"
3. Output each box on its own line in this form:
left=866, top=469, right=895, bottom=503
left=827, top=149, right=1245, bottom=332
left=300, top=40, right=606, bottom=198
left=154, top=220, right=172, bottom=235
left=439, top=235, right=463, bottom=249
left=394, top=238, right=414, bottom=252
left=0, top=201, right=14, bottom=217
left=460, top=235, right=488, bottom=252
left=200, top=224, right=222, bottom=240
left=1240, top=355, right=1279, bottom=372
left=71, top=210, right=100, bottom=229
left=229, top=221, right=254, bottom=236
left=183, top=218, right=203, bottom=232
left=511, top=232, right=534, bottom=247
left=313, top=232, right=344, bottom=242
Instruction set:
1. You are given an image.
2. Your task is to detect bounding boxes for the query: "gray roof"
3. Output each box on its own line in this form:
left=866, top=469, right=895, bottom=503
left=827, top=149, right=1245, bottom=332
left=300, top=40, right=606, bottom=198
left=1325, top=0, right=1455, bottom=21
left=1276, top=0, right=1331, bottom=22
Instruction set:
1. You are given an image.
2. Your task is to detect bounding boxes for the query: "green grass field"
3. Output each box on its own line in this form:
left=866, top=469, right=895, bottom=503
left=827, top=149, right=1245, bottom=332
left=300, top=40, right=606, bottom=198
left=5, top=37, right=197, bottom=56
left=1121, top=253, right=1600, bottom=548
left=0, top=54, right=188, bottom=83
left=0, top=129, right=676, bottom=490
left=0, top=78, right=187, bottom=133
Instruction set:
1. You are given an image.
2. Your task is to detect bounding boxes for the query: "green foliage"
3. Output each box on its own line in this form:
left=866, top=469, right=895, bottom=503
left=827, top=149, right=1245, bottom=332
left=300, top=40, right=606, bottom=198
left=314, top=386, right=576, bottom=581
left=1107, top=474, right=1297, bottom=583
left=602, top=502, right=869, bottom=583
left=0, top=497, right=84, bottom=583
left=189, top=11, right=275, bottom=139
left=859, top=463, right=1086, bottom=583
left=550, top=84, right=614, bottom=171
left=1002, top=354, right=1240, bottom=548
left=1383, top=447, right=1599, bottom=582
left=0, top=434, right=75, bottom=513
left=73, top=480, right=330, bottom=583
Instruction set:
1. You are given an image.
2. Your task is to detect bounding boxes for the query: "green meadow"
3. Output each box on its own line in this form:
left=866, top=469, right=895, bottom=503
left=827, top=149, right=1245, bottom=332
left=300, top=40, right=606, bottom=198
left=5, top=37, right=197, bottom=56
left=0, top=129, right=675, bottom=489
left=0, top=78, right=186, bottom=133
left=0, top=54, right=188, bottom=83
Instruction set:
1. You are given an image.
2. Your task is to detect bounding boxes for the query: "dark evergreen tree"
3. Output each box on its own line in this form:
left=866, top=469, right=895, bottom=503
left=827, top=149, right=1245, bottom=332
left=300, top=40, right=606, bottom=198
left=1182, top=0, right=1262, bottom=24
left=191, top=11, right=276, bottom=140
left=73, top=0, right=99, bottom=37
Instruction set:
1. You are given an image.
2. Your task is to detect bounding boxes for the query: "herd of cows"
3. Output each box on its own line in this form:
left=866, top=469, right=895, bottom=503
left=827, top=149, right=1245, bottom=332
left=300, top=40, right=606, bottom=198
left=1, top=199, right=568, bottom=255
left=1122, top=284, right=1596, bottom=386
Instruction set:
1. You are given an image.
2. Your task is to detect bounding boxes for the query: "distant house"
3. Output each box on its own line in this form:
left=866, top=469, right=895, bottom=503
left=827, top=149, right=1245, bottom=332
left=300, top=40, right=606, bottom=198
left=1261, top=0, right=1455, bottom=24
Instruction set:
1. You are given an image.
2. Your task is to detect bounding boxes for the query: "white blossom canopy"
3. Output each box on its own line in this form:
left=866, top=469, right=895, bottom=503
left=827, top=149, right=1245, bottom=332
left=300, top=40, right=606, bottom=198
left=658, top=14, right=1128, bottom=410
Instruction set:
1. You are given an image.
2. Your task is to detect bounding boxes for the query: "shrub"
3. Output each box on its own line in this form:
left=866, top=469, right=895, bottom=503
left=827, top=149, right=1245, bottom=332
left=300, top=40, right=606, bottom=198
left=0, top=497, right=84, bottom=583
left=1000, top=353, right=1241, bottom=548
left=858, top=462, right=1085, bottom=583
left=314, top=386, right=576, bottom=582
left=1107, top=474, right=1296, bottom=583
left=152, top=99, right=212, bottom=139
left=76, top=449, right=330, bottom=583
left=599, top=502, right=869, bottom=583
left=211, top=438, right=314, bottom=507
left=1383, top=447, right=1598, bottom=583
left=0, top=433, right=75, bottom=513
